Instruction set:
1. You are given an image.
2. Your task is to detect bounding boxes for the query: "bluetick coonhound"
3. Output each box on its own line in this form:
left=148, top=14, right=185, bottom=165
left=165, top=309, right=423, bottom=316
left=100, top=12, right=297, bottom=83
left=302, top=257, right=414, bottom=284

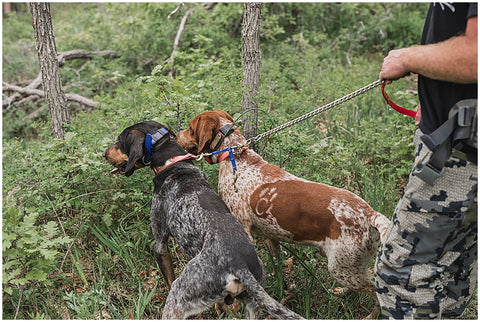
left=103, top=121, right=303, bottom=319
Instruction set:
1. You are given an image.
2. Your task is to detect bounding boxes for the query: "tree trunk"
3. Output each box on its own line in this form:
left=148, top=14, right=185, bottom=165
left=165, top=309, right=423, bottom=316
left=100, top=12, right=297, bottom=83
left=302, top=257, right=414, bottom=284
left=30, top=2, right=70, bottom=140
left=241, top=2, right=262, bottom=146
left=3, top=3, right=12, bottom=15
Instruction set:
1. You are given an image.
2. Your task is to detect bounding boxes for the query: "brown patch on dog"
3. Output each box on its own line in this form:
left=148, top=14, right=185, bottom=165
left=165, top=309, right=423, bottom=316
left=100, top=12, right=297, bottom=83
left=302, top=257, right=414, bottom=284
left=250, top=181, right=341, bottom=242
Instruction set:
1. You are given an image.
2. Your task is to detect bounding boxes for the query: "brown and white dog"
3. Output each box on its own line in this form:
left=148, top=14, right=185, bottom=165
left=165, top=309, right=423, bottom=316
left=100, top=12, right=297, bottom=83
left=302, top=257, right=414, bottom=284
left=177, top=110, right=391, bottom=319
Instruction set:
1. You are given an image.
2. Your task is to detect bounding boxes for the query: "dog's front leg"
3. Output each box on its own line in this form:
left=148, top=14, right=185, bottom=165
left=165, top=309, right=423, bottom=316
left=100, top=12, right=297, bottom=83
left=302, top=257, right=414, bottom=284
left=154, top=237, right=176, bottom=289
left=265, top=238, right=281, bottom=259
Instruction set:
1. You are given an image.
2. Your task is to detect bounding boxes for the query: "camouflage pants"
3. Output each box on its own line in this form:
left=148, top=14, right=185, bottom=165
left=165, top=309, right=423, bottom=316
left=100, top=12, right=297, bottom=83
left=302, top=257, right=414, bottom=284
left=375, top=128, right=478, bottom=319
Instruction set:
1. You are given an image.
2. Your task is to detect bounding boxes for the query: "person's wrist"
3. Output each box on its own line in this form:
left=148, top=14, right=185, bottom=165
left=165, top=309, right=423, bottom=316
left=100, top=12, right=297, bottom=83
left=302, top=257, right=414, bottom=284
left=397, top=47, right=413, bottom=77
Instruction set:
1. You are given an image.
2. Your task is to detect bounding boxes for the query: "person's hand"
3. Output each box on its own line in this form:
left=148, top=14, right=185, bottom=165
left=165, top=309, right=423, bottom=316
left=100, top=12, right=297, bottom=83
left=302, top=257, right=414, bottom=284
left=379, top=48, right=411, bottom=84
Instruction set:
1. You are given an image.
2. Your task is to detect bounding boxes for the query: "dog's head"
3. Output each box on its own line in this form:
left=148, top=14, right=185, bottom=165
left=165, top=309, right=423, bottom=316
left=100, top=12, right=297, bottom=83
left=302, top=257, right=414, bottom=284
left=177, top=110, right=234, bottom=154
left=103, top=121, right=174, bottom=176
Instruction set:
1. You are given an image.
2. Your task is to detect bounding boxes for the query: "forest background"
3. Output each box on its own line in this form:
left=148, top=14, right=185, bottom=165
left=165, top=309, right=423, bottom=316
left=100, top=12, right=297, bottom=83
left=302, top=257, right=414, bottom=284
left=2, top=2, right=477, bottom=319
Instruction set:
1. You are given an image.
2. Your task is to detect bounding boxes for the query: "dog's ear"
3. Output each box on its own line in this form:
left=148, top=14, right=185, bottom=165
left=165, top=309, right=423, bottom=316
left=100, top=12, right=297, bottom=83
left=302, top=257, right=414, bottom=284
left=124, top=129, right=145, bottom=176
left=214, top=110, right=234, bottom=122
left=196, top=115, right=218, bottom=153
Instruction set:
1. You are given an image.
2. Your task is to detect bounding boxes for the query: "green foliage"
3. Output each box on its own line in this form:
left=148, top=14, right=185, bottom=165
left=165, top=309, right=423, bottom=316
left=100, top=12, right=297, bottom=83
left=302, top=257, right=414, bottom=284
left=64, top=287, right=108, bottom=319
left=2, top=206, right=72, bottom=294
left=2, top=9, right=39, bottom=83
left=262, top=3, right=428, bottom=55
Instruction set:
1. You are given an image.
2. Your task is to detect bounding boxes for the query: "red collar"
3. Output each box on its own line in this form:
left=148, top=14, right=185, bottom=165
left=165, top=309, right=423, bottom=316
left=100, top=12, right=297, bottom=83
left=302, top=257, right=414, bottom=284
left=152, top=153, right=197, bottom=175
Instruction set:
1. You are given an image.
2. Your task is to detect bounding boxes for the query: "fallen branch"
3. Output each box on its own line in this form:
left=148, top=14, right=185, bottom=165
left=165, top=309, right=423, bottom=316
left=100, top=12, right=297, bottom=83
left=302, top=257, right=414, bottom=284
left=3, top=74, right=42, bottom=109
left=3, top=82, right=98, bottom=108
left=57, top=49, right=118, bottom=66
left=22, top=104, right=46, bottom=121
left=3, top=49, right=117, bottom=108
left=18, top=94, right=41, bottom=106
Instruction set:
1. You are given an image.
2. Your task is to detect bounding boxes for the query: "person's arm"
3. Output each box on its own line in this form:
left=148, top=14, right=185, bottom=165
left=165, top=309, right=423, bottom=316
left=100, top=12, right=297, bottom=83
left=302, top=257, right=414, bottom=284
left=379, top=16, right=477, bottom=84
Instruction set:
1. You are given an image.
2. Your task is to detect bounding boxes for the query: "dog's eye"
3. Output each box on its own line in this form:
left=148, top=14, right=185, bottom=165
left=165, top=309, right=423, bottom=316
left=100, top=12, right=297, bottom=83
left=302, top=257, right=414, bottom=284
left=189, top=127, right=194, bottom=134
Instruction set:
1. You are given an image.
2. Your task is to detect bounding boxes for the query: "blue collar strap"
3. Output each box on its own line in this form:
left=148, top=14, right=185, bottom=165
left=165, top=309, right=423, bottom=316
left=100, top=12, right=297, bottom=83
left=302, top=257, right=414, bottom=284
left=208, top=145, right=247, bottom=174
left=144, top=127, right=169, bottom=164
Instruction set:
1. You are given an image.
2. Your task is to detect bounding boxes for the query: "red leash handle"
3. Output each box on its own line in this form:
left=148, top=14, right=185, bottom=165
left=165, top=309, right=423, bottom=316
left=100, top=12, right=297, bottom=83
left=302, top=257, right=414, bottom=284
left=381, top=83, right=417, bottom=117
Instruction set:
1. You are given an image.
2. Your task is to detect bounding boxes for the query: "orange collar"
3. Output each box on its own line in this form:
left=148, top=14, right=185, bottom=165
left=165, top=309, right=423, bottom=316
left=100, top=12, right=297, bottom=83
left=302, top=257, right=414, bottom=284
left=217, top=151, right=230, bottom=163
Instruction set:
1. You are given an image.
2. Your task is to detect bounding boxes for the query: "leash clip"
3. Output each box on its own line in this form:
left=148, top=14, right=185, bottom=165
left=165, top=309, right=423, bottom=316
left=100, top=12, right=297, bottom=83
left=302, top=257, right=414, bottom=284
left=141, top=156, right=151, bottom=166
left=413, top=156, right=444, bottom=186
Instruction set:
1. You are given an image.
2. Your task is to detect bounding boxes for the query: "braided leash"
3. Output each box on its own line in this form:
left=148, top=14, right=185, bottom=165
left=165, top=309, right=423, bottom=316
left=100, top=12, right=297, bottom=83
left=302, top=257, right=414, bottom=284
left=246, top=79, right=383, bottom=145
left=194, top=80, right=390, bottom=192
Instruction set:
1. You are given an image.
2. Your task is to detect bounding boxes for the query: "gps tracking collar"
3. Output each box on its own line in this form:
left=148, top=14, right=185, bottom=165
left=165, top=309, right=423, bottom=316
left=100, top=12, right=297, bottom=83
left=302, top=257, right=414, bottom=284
left=143, top=127, right=169, bottom=165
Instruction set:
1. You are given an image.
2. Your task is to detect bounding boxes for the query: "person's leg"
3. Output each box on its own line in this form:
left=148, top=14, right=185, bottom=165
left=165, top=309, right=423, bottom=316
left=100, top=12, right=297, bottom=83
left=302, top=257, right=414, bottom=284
left=375, top=129, right=477, bottom=319
left=441, top=202, right=477, bottom=318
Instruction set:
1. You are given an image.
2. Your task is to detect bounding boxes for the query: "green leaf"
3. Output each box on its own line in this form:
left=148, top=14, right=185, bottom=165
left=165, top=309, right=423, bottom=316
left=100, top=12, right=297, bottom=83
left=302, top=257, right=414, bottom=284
left=39, top=247, right=59, bottom=261
left=64, top=132, right=77, bottom=144
left=2, top=232, right=17, bottom=251
left=44, top=221, right=59, bottom=238
left=10, top=277, right=30, bottom=286
left=25, top=269, right=48, bottom=282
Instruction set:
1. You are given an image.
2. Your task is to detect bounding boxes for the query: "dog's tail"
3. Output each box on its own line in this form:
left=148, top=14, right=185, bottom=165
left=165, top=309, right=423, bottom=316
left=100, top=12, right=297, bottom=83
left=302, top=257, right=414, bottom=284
left=238, top=270, right=305, bottom=320
left=369, top=210, right=390, bottom=243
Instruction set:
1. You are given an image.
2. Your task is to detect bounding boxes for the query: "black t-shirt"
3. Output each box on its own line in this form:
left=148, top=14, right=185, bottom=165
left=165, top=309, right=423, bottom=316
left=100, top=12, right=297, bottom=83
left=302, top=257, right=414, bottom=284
left=418, top=2, right=478, bottom=135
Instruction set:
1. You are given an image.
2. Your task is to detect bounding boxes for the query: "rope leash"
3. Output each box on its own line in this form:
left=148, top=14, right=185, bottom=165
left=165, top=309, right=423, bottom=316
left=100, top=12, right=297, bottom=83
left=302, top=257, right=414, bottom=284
left=192, top=79, right=415, bottom=186
left=246, top=79, right=384, bottom=145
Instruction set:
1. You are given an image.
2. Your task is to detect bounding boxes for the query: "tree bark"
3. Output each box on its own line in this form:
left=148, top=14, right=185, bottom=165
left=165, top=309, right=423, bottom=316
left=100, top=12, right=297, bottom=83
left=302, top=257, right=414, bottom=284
left=3, top=3, right=12, bottom=15
left=30, top=2, right=70, bottom=140
left=241, top=2, right=262, bottom=146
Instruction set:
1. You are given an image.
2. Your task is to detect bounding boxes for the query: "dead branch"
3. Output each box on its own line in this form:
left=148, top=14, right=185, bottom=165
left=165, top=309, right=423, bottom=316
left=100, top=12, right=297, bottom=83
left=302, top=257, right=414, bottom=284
left=201, top=3, right=216, bottom=10
left=3, top=49, right=117, bottom=108
left=18, top=95, right=41, bottom=106
left=3, top=74, right=43, bottom=109
left=57, top=49, right=118, bottom=66
left=168, top=3, right=184, bottom=19
left=165, top=7, right=194, bottom=65
left=3, top=82, right=98, bottom=108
